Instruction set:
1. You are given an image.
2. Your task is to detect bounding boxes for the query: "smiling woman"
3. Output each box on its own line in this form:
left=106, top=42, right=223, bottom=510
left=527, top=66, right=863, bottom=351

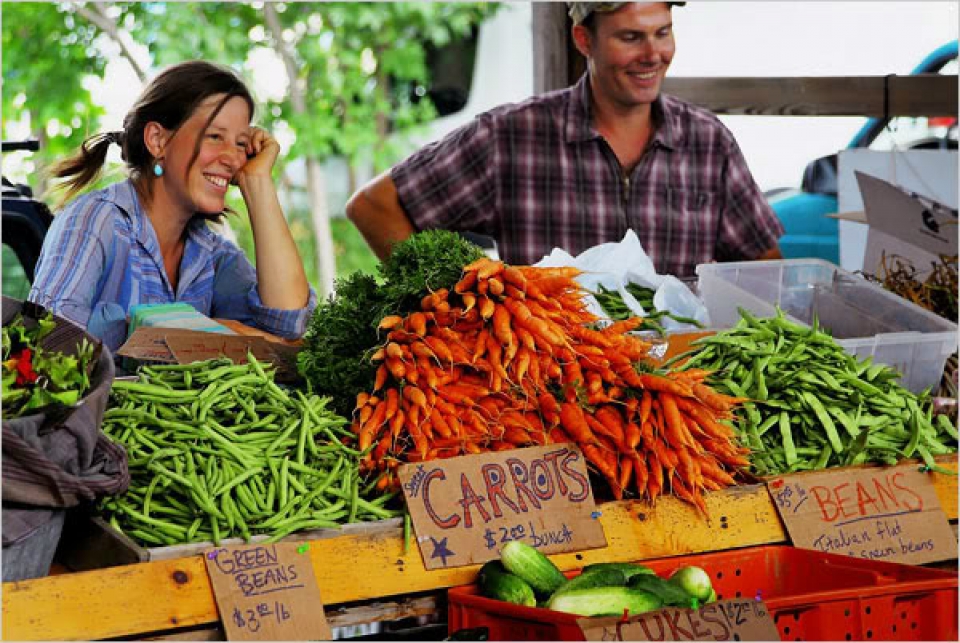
left=27, top=60, right=316, bottom=352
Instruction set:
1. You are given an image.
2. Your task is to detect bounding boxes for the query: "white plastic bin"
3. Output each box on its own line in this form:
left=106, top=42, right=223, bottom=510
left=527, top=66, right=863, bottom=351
left=696, top=259, right=958, bottom=393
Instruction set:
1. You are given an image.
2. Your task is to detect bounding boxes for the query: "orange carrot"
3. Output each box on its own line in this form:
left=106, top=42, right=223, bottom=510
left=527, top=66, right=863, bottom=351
left=559, top=402, right=597, bottom=445
left=403, top=385, right=428, bottom=409
left=601, top=317, right=644, bottom=335
left=618, top=456, right=634, bottom=493
left=478, top=260, right=505, bottom=280
left=660, top=393, right=693, bottom=449
left=638, top=373, right=694, bottom=398
left=423, top=336, right=454, bottom=364
left=454, top=270, right=478, bottom=294
left=408, top=312, right=428, bottom=337
left=595, top=406, right=627, bottom=449
left=374, top=364, right=389, bottom=391
left=692, top=382, right=740, bottom=413
left=582, top=443, right=621, bottom=500
left=378, top=315, right=404, bottom=330
left=356, top=392, right=370, bottom=409
left=491, top=304, right=515, bottom=350
left=358, top=405, right=374, bottom=426
left=502, top=266, right=527, bottom=289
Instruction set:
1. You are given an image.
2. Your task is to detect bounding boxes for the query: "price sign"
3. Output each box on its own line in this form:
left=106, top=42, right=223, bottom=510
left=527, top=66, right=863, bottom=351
left=767, top=463, right=957, bottom=565
left=204, top=543, right=332, bottom=641
left=398, top=443, right=607, bottom=570
left=578, top=599, right=781, bottom=641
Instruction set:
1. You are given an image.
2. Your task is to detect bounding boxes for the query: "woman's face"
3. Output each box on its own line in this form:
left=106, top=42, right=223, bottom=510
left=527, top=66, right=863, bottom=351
left=160, top=94, right=251, bottom=216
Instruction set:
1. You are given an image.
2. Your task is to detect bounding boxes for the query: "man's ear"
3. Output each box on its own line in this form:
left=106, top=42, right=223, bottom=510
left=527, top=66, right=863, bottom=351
left=572, top=24, right=593, bottom=59
left=143, top=121, right=169, bottom=159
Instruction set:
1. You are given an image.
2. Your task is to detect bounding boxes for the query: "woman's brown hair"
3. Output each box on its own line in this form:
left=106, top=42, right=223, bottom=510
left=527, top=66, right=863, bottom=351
left=48, top=60, right=255, bottom=221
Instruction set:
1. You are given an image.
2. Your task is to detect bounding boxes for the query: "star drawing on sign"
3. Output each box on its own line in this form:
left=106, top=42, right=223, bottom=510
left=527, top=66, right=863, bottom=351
left=429, top=536, right=455, bottom=565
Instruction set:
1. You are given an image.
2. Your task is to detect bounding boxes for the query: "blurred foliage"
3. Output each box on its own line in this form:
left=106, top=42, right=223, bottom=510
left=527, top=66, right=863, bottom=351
left=3, top=1, right=499, bottom=287
left=2, top=3, right=108, bottom=183
left=3, top=2, right=499, bottom=177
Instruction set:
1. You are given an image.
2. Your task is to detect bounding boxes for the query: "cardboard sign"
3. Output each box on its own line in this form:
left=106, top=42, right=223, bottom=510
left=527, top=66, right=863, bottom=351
left=115, top=326, right=195, bottom=363
left=767, top=463, right=957, bottom=565
left=118, top=327, right=300, bottom=382
left=204, top=542, right=332, bottom=641
left=398, top=444, right=607, bottom=570
left=165, top=333, right=300, bottom=381
left=578, top=599, right=781, bottom=641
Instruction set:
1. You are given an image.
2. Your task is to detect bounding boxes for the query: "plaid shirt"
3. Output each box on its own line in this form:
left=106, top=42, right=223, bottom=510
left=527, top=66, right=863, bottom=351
left=29, top=180, right=316, bottom=352
left=393, top=73, right=784, bottom=278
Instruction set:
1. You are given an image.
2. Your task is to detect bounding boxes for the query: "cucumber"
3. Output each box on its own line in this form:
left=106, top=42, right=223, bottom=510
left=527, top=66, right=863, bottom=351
left=581, top=562, right=656, bottom=582
left=478, top=560, right=536, bottom=607
left=500, top=541, right=567, bottom=598
left=628, top=573, right=697, bottom=608
left=547, top=587, right=663, bottom=617
left=550, top=568, right=626, bottom=599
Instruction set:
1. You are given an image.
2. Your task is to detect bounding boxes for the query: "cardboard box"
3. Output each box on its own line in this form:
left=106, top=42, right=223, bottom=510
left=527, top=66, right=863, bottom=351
left=116, top=326, right=301, bottom=383
left=834, top=149, right=957, bottom=272
left=832, top=171, right=958, bottom=277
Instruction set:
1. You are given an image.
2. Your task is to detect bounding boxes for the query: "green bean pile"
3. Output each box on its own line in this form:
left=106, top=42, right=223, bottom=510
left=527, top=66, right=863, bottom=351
left=99, top=356, right=401, bottom=547
left=595, top=283, right=703, bottom=335
left=671, top=308, right=958, bottom=476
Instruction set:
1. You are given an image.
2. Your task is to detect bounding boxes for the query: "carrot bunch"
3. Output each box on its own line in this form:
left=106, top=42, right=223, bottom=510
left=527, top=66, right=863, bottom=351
left=350, top=257, right=749, bottom=514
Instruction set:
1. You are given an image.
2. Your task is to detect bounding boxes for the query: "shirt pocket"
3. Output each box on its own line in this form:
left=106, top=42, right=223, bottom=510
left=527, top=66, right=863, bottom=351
left=666, top=189, right=723, bottom=274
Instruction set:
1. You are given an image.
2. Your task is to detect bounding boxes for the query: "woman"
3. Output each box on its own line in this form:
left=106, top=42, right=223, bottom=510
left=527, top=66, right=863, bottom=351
left=28, top=60, right=315, bottom=352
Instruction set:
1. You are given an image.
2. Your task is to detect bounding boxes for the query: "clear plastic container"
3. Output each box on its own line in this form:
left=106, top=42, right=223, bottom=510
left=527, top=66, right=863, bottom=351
left=696, top=259, right=958, bottom=393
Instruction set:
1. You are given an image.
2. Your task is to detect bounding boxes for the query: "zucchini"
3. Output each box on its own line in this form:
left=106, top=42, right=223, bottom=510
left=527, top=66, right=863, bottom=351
left=550, top=568, right=626, bottom=599
left=581, top=562, right=656, bottom=582
left=628, top=573, right=696, bottom=607
left=500, top=541, right=567, bottom=598
left=547, top=587, right=663, bottom=617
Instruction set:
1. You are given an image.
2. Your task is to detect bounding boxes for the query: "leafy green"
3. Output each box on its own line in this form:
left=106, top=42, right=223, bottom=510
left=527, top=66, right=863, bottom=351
left=298, top=272, right=384, bottom=417
left=297, top=231, right=485, bottom=415
left=379, top=230, right=486, bottom=317
left=2, top=313, right=95, bottom=419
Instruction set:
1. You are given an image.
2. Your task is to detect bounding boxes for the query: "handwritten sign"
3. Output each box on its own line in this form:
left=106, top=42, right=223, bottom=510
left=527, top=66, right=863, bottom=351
left=578, top=599, right=781, bottom=641
left=166, top=334, right=300, bottom=382
left=767, top=463, right=957, bottom=565
left=204, top=543, right=332, bottom=641
left=398, top=443, right=607, bottom=570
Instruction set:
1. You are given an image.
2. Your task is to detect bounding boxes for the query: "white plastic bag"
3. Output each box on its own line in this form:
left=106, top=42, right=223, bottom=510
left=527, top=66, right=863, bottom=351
left=534, top=230, right=710, bottom=330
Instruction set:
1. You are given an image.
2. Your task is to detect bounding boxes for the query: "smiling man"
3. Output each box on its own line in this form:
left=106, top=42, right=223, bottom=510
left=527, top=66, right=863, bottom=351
left=346, top=2, right=783, bottom=278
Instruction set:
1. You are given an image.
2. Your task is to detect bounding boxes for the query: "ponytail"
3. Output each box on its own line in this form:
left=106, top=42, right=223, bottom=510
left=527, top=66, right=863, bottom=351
left=47, top=131, right=124, bottom=209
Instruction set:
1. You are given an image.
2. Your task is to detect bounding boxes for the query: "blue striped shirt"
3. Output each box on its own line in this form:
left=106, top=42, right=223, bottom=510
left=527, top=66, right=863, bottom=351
left=28, top=180, right=317, bottom=352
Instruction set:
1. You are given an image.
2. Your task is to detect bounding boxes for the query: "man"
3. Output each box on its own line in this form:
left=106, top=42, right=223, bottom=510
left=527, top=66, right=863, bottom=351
left=346, top=2, right=783, bottom=278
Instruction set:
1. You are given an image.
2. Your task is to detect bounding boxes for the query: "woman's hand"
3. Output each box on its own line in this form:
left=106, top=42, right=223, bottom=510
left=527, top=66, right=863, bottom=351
left=234, top=127, right=280, bottom=183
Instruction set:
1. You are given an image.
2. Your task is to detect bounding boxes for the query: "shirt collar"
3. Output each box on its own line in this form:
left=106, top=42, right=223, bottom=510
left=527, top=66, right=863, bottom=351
left=104, top=179, right=218, bottom=253
left=102, top=179, right=220, bottom=296
left=564, top=72, right=681, bottom=150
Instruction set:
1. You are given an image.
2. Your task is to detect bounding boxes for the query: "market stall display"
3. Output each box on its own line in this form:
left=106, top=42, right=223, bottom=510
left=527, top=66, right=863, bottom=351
left=669, top=308, right=958, bottom=476
left=2, top=234, right=956, bottom=641
left=860, top=252, right=958, bottom=400
left=99, top=355, right=400, bottom=547
left=2, top=298, right=128, bottom=582
left=448, top=546, right=959, bottom=641
left=352, top=256, right=750, bottom=512
left=696, top=259, right=957, bottom=394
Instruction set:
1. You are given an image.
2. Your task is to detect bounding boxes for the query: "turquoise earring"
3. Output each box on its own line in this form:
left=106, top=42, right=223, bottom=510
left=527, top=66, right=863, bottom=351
left=153, top=162, right=164, bottom=177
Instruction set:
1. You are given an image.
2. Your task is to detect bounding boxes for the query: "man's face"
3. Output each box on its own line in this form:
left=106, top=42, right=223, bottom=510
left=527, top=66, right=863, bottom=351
left=575, top=2, right=676, bottom=110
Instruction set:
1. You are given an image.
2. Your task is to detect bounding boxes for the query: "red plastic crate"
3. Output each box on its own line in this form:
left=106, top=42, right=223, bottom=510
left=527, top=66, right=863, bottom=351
left=448, top=546, right=958, bottom=641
